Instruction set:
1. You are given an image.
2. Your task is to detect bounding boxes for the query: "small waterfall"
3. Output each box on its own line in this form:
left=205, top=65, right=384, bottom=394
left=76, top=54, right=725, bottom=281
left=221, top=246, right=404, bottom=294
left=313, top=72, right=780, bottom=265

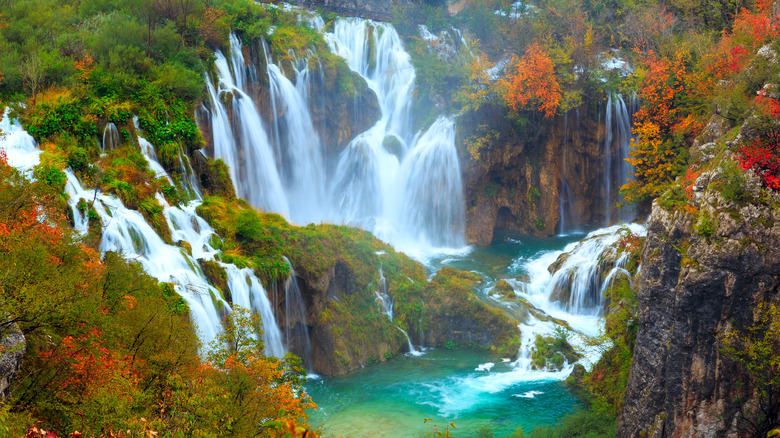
left=374, top=266, right=394, bottom=319
left=374, top=265, right=421, bottom=356
left=603, top=95, right=613, bottom=225
left=0, top=108, right=41, bottom=172
left=558, top=113, right=575, bottom=234
left=545, top=223, right=646, bottom=315
left=602, top=94, right=636, bottom=225
left=264, top=45, right=327, bottom=224
left=282, top=256, right=312, bottom=368
left=102, top=122, right=120, bottom=151
left=507, top=223, right=647, bottom=372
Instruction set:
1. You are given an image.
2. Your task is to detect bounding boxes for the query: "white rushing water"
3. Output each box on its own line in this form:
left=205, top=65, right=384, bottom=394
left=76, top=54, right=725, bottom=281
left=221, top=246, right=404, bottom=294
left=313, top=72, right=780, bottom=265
left=0, top=110, right=285, bottom=357
left=203, top=19, right=466, bottom=259
left=603, top=94, right=636, bottom=225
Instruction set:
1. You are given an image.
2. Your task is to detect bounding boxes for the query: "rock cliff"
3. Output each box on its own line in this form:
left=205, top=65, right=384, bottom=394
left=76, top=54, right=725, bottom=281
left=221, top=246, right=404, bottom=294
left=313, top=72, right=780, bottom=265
left=459, top=99, right=632, bottom=244
left=0, top=319, right=25, bottom=400
left=618, top=122, right=780, bottom=436
left=287, top=0, right=421, bottom=21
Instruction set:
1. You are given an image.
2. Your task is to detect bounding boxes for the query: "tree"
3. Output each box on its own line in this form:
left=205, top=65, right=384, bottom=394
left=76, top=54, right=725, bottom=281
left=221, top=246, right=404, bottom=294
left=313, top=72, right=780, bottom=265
left=499, top=43, right=562, bottom=118
left=159, top=307, right=315, bottom=437
left=19, top=53, right=47, bottom=105
left=718, top=303, right=780, bottom=436
left=622, top=52, right=705, bottom=204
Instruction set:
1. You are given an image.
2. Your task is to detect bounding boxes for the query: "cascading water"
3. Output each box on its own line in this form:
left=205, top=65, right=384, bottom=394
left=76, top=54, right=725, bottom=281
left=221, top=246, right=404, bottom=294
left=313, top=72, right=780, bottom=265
left=374, top=265, right=421, bottom=356
left=281, top=256, right=313, bottom=367
left=263, top=45, right=327, bottom=224
left=102, top=122, right=120, bottom=151
left=206, top=46, right=289, bottom=215
left=203, top=20, right=466, bottom=257
left=0, top=108, right=40, bottom=172
left=1, top=110, right=286, bottom=357
left=326, top=19, right=465, bottom=252
left=558, top=113, right=576, bottom=234
left=602, top=94, right=636, bottom=225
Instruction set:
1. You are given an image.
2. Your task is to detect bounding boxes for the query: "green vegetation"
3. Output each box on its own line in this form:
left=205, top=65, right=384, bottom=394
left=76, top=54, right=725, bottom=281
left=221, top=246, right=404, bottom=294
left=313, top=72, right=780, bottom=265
left=0, top=159, right=311, bottom=437
left=196, top=196, right=521, bottom=360
left=718, top=303, right=780, bottom=437
left=531, top=328, right=581, bottom=371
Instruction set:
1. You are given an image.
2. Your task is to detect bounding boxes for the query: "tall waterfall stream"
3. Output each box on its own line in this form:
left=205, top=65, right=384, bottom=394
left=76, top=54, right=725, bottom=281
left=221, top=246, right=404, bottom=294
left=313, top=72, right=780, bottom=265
left=0, top=10, right=640, bottom=436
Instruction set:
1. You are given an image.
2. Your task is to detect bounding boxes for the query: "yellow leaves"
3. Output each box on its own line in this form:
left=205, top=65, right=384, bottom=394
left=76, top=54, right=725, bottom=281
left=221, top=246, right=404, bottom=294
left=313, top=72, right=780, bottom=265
left=499, top=43, right=561, bottom=117
left=455, top=49, right=495, bottom=113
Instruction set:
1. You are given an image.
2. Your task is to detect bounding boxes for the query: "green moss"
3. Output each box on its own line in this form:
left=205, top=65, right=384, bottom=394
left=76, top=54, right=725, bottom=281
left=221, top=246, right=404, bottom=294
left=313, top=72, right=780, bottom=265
left=530, top=328, right=581, bottom=371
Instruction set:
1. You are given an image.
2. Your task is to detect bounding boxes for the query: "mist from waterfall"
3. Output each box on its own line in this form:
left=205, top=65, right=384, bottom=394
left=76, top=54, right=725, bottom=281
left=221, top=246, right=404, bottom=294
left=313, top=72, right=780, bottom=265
left=203, top=19, right=466, bottom=258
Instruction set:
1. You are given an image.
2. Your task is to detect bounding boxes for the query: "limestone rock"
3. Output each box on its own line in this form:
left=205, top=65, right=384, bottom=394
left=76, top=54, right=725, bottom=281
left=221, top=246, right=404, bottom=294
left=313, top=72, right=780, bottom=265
left=617, top=167, right=780, bottom=437
left=0, top=320, right=25, bottom=400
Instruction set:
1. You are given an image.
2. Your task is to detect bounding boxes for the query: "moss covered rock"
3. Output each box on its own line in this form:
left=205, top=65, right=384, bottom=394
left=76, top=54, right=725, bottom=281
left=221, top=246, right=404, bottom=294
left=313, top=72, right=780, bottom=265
left=197, top=196, right=523, bottom=374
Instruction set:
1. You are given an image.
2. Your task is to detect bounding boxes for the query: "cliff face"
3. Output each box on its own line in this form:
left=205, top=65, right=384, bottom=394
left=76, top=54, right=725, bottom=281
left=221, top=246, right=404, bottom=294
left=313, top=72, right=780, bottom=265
left=287, top=0, right=420, bottom=21
left=272, top=259, right=520, bottom=376
left=460, top=100, right=628, bottom=245
left=618, top=122, right=780, bottom=436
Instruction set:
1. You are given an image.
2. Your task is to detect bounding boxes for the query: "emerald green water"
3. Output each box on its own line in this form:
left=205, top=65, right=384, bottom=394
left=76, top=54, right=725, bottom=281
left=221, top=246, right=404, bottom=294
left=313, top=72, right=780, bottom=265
left=306, top=232, right=593, bottom=438
left=306, top=349, right=582, bottom=437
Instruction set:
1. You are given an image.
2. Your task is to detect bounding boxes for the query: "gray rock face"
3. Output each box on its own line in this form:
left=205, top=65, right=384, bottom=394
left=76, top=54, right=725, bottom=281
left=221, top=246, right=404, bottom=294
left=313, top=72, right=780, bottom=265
left=289, top=0, right=420, bottom=20
left=0, top=321, right=26, bottom=400
left=617, top=177, right=780, bottom=437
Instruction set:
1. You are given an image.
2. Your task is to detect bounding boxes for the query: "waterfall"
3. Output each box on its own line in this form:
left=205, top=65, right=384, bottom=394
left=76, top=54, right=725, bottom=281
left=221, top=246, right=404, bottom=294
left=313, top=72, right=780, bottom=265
left=0, top=108, right=40, bottom=172
left=507, top=223, right=647, bottom=371
left=602, top=94, right=636, bottom=225
left=206, top=45, right=289, bottom=215
left=202, top=22, right=466, bottom=257
left=374, top=265, right=422, bottom=355
left=545, top=223, right=645, bottom=315
left=0, top=110, right=286, bottom=357
left=102, top=122, right=120, bottom=151
left=264, top=46, right=327, bottom=224
left=281, top=256, right=313, bottom=368
left=558, top=113, right=575, bottom=234
left=65, top=173, right=227, bottom=348
left=603, top=95, right=613, bottom=225
left=374, top=266, right=394, bottom=319
left=326, top=19, right=465, bottom=253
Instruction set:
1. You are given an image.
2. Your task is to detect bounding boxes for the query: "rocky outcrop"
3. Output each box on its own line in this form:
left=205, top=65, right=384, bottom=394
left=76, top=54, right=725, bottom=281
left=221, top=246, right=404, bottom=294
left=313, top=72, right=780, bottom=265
left=618, top=162, right=780, bottom=436
left=196, top=36, right=381, bottom=166
left=272, top=259, right=521, bottom=375
left=459, top=99, right=631, bottom=244
left=287, top=0, right=422, bottom=21
left=0, top=320, right=25, bottom=400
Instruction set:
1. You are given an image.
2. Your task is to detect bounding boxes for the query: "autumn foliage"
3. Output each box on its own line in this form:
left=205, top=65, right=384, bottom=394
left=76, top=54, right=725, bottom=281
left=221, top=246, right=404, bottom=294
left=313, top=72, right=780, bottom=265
left=623, top=52, right=706, bottom=203
left=0, top=159, right=313, bottom=437
left=500, top=43, right=562, bottom=118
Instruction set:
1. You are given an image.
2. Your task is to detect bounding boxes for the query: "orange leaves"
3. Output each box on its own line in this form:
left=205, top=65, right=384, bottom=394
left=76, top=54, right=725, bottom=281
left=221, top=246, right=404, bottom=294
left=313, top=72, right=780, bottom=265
left=500, top=43, right=561, bottom=118
left=624, top=51, right=706, bottom=203
left=708, top=4, right=780, bottom=79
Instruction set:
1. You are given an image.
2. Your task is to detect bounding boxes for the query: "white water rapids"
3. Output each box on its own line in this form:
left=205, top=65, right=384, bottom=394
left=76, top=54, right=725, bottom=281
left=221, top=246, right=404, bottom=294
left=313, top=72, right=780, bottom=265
left=1, top=14, right=644, bottom=425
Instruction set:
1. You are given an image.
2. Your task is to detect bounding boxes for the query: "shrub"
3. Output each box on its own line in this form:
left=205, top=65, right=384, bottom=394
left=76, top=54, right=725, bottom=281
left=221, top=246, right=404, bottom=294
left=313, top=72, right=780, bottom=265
left=738, top=131, right=780, bottom=191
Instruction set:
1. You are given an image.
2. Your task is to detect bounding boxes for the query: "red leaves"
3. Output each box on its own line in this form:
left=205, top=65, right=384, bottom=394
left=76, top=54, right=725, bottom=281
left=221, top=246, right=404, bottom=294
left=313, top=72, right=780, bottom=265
left=738, top=132, right=780, bottom=191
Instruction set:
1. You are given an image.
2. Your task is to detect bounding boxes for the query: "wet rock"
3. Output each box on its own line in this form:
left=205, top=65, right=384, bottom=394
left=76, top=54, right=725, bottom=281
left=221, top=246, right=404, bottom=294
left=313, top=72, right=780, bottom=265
left=0, top=319, right=25, bottom=400
left=567, top=363, right=586, bottom=386
left=618, top=150, right=780, bottom=437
